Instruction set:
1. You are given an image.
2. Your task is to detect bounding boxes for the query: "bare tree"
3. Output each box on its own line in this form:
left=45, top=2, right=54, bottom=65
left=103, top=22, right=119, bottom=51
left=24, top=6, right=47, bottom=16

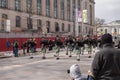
left=95, top=17, right=105, bottom=27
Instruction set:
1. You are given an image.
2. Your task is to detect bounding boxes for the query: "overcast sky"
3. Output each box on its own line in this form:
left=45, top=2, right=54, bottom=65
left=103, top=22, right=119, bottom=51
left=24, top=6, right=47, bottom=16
left=95, top=0, right=120, bottom=23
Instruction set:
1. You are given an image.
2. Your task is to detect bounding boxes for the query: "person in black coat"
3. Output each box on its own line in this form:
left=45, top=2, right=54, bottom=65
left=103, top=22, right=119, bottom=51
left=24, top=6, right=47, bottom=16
left=89, top=33, right=120, bottom=80
left=54, top=35, right=62, bottom=60
left=48, top=40, right=55, bottom=51
left=40, top=37, right=48, bottom=59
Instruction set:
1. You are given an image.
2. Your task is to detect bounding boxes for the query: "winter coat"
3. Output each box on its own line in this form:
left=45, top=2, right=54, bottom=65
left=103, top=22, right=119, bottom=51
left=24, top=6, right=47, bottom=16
left=91, top=43, right=120, bottom=80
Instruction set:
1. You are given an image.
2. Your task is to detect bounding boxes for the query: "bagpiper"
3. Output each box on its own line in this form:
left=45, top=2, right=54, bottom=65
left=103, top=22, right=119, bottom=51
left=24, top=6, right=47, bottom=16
left=67, top=36, right=74, bottom=57
left=54, top=35, right=62, bottom=60
left=85, top=35, right=93, bottom=58
left=74, top=37, right=84, bottom=61
left=40, top=37, right=48, bottom=59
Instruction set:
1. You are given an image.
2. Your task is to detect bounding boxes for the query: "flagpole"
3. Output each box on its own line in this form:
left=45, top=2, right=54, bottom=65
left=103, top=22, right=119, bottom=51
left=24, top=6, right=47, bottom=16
left=75, top=6, right=78, bottom=37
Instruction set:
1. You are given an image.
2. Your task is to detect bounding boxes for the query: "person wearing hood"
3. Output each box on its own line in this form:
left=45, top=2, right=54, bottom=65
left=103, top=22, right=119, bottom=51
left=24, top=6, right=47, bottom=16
left=69, top=64, right=87, bottom=80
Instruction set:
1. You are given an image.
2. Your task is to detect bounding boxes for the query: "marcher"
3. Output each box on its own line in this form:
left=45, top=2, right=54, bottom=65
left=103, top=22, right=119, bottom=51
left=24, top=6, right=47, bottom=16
left=74, top=38, right=83, bottom=61
left=89, top=33, right=120, bottom=80
left=54, top=35, right=62, bottom=60
left=84, top=35, right=93, bottom=58
left=67, top=36, right=74, bottom=57
left=48, top=40, right=55, bottom=51
left=64, top=37, right=69, bottom=55
left=40, top=37, right=48, bottom=59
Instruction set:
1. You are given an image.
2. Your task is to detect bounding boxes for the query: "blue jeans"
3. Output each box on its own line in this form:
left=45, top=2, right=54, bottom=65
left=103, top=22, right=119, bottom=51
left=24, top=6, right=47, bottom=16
left=13, top=48, right=18, bottom=57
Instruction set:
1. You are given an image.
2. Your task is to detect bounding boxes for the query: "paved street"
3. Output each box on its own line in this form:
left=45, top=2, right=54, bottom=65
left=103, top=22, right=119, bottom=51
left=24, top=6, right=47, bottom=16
left=0, top=50, right=97, bottom=80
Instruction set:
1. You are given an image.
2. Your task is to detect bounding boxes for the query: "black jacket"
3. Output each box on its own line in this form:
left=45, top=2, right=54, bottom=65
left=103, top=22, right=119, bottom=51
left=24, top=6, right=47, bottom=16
left=91, top=43, right=120, bottom=80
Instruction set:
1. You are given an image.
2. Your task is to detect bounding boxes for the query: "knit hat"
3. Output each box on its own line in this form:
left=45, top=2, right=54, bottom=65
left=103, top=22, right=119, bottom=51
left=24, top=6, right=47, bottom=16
left=101, top=33, right=113, bottom=45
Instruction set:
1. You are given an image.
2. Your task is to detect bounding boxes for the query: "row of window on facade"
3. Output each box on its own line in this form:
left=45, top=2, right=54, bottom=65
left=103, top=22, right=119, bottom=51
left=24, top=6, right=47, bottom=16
left=0, top=0, right=87, bottom=21
left=1, top=14, right=82, bottom=33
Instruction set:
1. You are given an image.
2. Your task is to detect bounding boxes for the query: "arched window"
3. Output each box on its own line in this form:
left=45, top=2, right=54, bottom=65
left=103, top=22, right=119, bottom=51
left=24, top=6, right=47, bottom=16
left=16, top=16, right=21, bottom=27
left=1, top=14, right=8, bottom=31
left=55, top=22, right=59, bottom=32
left=46, top=21, right=50, bottom=33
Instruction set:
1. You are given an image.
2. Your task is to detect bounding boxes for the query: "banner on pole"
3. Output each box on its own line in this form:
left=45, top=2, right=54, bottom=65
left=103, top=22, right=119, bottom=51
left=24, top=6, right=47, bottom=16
left=6, top=20, right=11, bottom=32
left=78, top=10, right=82, bottom=22
left=82, top=10, right=87, bottom=23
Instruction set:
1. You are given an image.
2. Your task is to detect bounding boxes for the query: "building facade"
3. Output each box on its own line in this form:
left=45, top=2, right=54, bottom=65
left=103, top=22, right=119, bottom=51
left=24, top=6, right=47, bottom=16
left=0, top=0, right=95, bottom=36
left=97, top=20, right=120, bottom=37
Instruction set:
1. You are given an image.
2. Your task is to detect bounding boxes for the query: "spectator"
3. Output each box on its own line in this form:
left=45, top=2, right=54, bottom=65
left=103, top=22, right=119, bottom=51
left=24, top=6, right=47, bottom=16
left=6, top=40, right=11, bottom=51
left=13, top=40, right=19, bottom=57
left=89, top=33, right=120, bottom=80
left=69, top=64, right=87, bottom=80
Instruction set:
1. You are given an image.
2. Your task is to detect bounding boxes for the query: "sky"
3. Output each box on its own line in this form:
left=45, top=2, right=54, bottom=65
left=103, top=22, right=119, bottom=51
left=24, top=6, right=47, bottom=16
left=95, top=0, right=120, bottom=23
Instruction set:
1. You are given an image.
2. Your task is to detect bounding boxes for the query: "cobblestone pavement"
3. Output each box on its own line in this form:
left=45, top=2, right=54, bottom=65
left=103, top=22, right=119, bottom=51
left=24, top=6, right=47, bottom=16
left=0, top=49, right=98, bottom=80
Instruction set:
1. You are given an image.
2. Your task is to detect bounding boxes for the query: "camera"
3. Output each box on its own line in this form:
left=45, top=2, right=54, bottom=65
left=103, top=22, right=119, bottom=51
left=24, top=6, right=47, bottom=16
left=67, top=69, right=70, bottom=74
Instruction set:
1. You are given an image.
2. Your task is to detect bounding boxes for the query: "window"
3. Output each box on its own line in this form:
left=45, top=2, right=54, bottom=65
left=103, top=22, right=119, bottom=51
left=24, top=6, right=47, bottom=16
left=78, top=0, right=81, bottom=10
left=0, top=0, right=8, bottom=8
left=46, top=21, right=50, bottom=33
left=46, top=0, right=50, bottom=17
left=68, top=24, right=71, bottom=32
left=62, top=23, right=64, bottom=31
left=1, top=14, right=8, bottom=31
left=60, top=0, right=64, bottom=19
left=15, top=0, right=21, bottom=11
left=37, top=0, right=42, bottom=15
left=16, top=16, right=21, bottom=27
left=26, top=0, right=32, bottom=13
left=37, top=19, right=42, bottom=30
left=67, top=0, right=70, bottom=21
left=105, top=29, right=107, bottom=33
left=85, top=1, right=87, bottom=9
left=27, top=17, right=33, bottom=29
left=54, top=0, right=58, bottom=18
left=114, top=28, right=117, bottom=32
left=72, top=0, right=75, bottom=21
left=79, top=26, right=81, bottom=33
left=90, top=5, right=92, bottom=25
left=55, top=22, right=59, bottom=32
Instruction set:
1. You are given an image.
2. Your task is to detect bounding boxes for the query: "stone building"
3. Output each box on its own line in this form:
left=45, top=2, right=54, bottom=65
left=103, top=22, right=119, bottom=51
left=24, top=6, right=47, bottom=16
left=0, top=0, right=95, bottom=36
